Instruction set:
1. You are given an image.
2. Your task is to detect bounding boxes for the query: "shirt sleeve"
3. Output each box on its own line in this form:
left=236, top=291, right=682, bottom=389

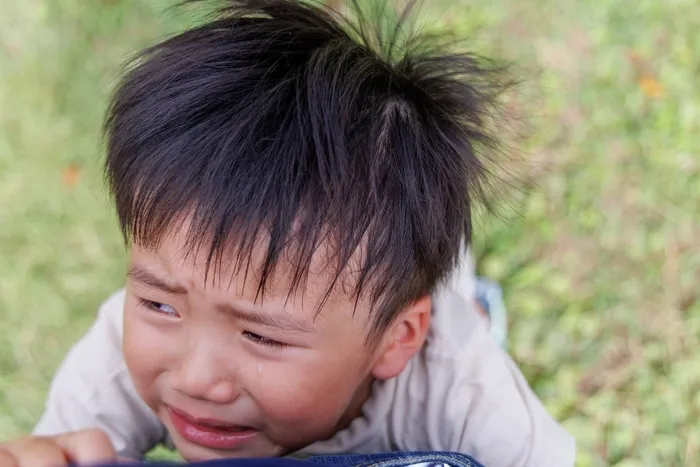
left=422, top=252, right=577, bottom=467
left=33, top=290, right=166, bottom=460
left=432, top=315, right=576, bottom=465
left=445, top=345, right=577, bottom=467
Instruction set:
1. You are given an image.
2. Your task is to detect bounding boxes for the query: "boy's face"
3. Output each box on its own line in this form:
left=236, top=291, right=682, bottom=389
left=122, top=227, right=429, bottom=461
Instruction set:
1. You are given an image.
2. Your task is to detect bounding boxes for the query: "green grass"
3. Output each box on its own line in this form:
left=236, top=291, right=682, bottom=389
left=1, top=0, right=699, bottom=465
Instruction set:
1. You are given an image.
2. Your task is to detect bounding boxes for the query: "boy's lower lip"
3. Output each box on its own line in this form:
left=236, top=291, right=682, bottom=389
left=167, top=407, right=258, bottom=450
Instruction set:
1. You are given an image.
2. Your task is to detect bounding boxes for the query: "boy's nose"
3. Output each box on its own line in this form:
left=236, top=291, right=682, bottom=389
left=170, top=345, right=240, bottom=404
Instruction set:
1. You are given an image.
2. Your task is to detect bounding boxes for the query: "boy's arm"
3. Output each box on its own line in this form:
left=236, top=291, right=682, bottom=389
left=445, top=343, right=576, bottom=467
left=409, top=251, right=576, bottom=467
left=424, top=289, right=576, bottom=467
left=33, top=290, right=166, bottom=460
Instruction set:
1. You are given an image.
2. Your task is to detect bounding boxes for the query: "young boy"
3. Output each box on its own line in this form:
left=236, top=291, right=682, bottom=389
left=0, top=0, right=574, bottom=465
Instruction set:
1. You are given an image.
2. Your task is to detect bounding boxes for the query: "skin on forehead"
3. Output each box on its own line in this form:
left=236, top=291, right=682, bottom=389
left=135, top=215, right=375, bottom=331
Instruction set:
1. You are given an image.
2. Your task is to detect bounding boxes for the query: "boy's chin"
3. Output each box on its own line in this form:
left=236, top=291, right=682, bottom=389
left=174, top=437, right=287, bottom=462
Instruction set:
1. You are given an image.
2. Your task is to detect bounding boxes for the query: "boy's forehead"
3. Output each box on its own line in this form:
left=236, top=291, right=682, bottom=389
left=130, top=223, right=370, bottom=316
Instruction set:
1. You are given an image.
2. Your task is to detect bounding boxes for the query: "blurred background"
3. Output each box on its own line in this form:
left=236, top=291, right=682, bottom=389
left=1, top=0, right=699, bottom=465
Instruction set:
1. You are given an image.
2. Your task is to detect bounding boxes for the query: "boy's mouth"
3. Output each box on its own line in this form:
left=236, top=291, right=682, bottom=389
left=167, top=406, right=258, bottom=450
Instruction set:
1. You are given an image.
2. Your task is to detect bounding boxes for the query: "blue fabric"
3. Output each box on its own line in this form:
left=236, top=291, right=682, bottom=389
left=88, top=451, right=484, bottom=467
left=475, top=276, right=508, bottom=350
left=308, top=451, right=484, bottom=467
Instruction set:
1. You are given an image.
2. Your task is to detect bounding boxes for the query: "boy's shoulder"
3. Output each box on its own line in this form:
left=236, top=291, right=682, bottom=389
left=386, top=281, right=576, bottom=466
left=33, top=288, right=166, bottom=458
left=98, top=288, right=128, bottom=332
left=385, top=285, right=575, bottom=466
left=57, top=288, right=127, bottom=378
left=306, top=280, right=574, bottom=466
left=384, top=282, right=505, bottom=446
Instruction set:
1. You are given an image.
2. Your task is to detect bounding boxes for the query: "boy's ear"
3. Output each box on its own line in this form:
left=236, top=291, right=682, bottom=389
left=371, top=295, right=431, bottom=381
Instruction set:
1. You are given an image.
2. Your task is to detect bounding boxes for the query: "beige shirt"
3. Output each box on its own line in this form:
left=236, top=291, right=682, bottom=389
left=33, top=256, right=575, bottom=466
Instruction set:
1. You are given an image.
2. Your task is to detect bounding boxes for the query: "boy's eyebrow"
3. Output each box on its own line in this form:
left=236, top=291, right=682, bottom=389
left=128, top=266, right=187, bottom=295
left=215, top=303, right=315, bottom=333
left=128, top=265, right=314, bottom=332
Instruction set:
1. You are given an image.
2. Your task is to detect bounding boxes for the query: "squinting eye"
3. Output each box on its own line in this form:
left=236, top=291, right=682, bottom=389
left=242, top=331, right=286, bottom=349
left=140, top=299, right=179, bottom=317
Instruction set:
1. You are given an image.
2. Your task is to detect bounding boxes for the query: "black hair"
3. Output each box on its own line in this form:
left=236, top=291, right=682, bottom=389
left=104, top=0, right=512, bottom=340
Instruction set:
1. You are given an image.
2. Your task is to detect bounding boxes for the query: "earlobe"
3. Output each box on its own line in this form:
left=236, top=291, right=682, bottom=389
left=371, top=295, right=431, bottom=380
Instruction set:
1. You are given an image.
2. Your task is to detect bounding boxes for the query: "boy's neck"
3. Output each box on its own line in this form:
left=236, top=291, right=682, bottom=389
left=333, top=375, right=375, bottom=435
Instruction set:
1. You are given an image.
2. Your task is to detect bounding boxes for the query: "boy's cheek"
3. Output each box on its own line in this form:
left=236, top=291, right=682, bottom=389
left=257, top=390, right=347, bottom=446
left=122, top=309, right=173, bottom=406
left=255, top=362, right=361, bottom=424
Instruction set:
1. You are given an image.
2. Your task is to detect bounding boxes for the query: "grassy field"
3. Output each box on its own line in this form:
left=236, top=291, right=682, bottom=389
left=1, top=0, right=699, bottom=465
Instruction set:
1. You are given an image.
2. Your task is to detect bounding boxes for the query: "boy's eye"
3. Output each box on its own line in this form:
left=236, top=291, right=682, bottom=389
left=242, top=331, right=285, bottom=349
left=140, top=299, right=179, bottom=317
